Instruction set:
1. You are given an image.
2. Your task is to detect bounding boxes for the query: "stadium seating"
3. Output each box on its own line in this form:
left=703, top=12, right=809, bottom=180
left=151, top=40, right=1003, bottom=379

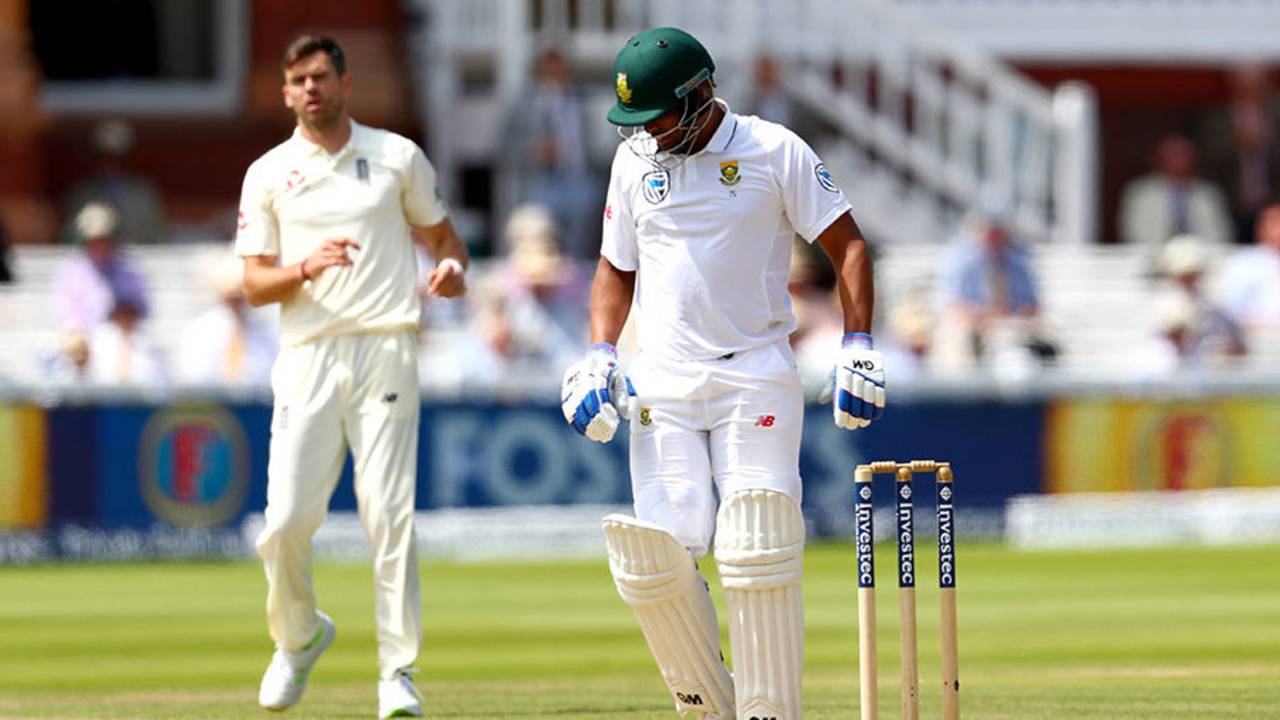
left=4, top=241, right=1274, bottom=389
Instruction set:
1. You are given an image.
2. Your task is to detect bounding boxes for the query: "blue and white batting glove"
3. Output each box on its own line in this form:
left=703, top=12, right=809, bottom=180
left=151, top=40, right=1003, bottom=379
left=561, top=343, right=632, bottom=442
left=828, top=332, right=886, bottom=430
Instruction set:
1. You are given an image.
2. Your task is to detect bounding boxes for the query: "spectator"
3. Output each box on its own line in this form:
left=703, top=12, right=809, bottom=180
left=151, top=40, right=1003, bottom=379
left=1215, top=201, right=1280, bottom=329
left=879, top=292, right=935, bottom=383
left=420, top=273, right=552, bottom=397
left=86, top=295, right=167, bottom=386
left=1118, top=134, right=1233, bottom=251
left=63, top=119, right=167, bottom=245
left=935, top=198, right=1054, bottom=371
left=52, top=202, right=150, bottom=332
left=749, top=55, right=792, bottom=127
left=1128, top=288, right=1198, bottom=379
left=39, top=329, right=91, bottom=384
left=1202, top=65, right=1280, bottom=245
left=499, top=204, right=589, bottom=368
left=502, top=50, right=600, bottom=259
left=749, top=54, right=825, bottom=142
left=1154, top=234, right=1247, bottom=360
left=455, top=276, right=523, bottom=389
left=788, top=239, right=841, bottom=392
left=418, top=206, right=589, bottom=395
left=0, top=218, right=12, bottom=283
left=175, top=253, right=278, bottom=386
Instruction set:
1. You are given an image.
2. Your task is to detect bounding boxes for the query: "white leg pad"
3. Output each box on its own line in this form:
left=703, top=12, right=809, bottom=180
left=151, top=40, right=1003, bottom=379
left=603, top=514, right=736, bottom=719
left=714, top=489, right=806, bottom=720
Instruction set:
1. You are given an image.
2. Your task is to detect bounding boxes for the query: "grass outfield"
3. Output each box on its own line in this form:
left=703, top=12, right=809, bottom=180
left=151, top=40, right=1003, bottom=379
left=0, top=542, right=1276, bottom=719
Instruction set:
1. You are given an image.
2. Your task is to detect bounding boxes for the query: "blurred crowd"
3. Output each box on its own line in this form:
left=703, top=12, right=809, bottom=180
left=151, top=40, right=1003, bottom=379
left=9, top=58, right=1280, bottom=393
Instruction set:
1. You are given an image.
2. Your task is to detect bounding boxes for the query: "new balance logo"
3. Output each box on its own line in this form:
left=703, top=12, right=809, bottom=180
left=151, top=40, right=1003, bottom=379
left=754, top=415, right=776, bottom=427
left=675, top=692, right=703, bottom=706
left=383, top=393, right=398, bottom=403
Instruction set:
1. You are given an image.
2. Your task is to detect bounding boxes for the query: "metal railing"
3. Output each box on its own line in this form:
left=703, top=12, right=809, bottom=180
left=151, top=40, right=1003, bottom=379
left=410, top=0, right=1097, bottom=244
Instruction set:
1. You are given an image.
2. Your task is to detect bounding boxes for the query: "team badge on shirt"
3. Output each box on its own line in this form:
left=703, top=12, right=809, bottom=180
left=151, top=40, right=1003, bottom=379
left=719, top=161, right=741, bottom=186
left=642, top=170, right=670, bottom=204
left=814, top=163, right=840, bottom=193
left=639, top=407, right=652, bottom=426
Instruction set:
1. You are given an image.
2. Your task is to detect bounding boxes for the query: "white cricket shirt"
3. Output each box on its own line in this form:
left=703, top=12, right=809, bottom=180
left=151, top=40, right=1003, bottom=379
left=601, top=102, right=852, bottom=361
left=235, top=119, right=447, bottom=346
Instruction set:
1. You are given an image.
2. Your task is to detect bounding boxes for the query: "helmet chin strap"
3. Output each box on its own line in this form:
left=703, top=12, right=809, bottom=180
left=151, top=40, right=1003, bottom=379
left=619, top=85, right=718, bottom=172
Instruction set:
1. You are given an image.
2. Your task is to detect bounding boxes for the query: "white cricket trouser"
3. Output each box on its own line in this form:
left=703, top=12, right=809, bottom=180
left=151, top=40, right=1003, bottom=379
left=256, top=331, right=421, bottom=680
left=628, top=339, right=804, bottom=557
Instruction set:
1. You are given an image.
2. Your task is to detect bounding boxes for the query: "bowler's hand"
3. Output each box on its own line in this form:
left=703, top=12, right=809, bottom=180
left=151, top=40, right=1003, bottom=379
left=302, top=238, right=360, bottom=279
left=824, top=332, right=886, bottom=430
left=427, top=258, right=466, bottom=298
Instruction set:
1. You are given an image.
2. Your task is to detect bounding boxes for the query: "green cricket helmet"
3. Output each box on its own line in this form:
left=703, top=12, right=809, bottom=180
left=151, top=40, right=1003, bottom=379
left=608, top=27, right=716, bottom=126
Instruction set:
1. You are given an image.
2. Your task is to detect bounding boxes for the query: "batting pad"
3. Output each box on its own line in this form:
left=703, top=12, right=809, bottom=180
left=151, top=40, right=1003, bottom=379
left=602, top=514, right=736, bottom=719
left=714, top=489, right=806, bottom=720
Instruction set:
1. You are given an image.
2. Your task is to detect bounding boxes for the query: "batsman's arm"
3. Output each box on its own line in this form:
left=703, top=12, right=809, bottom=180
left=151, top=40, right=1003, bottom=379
left=589, top=257, right=636, bottom=345
left=816, top=212, right=874, bottom=334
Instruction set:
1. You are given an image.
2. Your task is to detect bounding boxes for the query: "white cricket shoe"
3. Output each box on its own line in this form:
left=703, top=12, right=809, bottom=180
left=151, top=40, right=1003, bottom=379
left=378, top=668, right=425, bottom=718
left=258, top=611, right=336, bottom=712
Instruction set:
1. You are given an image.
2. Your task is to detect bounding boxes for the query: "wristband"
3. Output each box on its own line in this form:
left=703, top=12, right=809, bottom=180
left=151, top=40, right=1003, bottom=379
left=589, top=342, right=618, bottom=358
left=299, top=258, right=311, bottom=282
left=437, top=257, right=465, bottom=275
left=842, top=332, right=874, bottom=349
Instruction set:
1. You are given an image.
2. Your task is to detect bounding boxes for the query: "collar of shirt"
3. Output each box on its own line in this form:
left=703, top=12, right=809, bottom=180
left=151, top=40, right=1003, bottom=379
left=699, top=100, right=739, bottom=155
left=288, top=118, right=361, bottom=164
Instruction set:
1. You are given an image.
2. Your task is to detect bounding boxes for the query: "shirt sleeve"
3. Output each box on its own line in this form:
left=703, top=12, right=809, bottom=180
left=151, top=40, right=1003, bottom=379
left=600, top=155, right=638, bottom=271
left=402, top=145, right=449, bottom=228
left=233, top=163, right=279, bottom=257
left=775, top=130, right=853, bottom=243
left=1010, top=250, right=1039, bottom=311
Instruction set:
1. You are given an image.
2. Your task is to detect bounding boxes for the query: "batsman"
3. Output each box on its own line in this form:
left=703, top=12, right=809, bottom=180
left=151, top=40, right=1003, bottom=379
left=560, top=27, right=885, bottom=719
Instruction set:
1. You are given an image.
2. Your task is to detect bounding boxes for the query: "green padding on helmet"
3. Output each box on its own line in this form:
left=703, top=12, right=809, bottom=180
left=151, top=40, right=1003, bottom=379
left=608, top=27, right=715, bottom=126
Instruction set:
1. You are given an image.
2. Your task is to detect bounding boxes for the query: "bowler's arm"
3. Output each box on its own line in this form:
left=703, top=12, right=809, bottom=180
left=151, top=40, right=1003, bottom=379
left=589, top=257, right=636, bottom=345
left=242, top=256, right=303, bottom=307
left=816, top=212, right=874, bottom=334
left=413, top=218, right=469, bottom=298
left=241, top=238, right=360, bottom=307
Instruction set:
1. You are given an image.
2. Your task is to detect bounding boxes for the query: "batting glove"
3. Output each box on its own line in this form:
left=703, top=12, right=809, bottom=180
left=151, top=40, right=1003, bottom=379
left=561, top=343, right=632, bottom=442
left=825, top=332, right=886, bottom=430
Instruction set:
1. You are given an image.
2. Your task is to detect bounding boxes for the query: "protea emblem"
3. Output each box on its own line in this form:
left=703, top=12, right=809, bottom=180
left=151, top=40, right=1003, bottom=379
left=616, top=72, right=632, bottom=104
left=719, top=161, right=740, bottom=186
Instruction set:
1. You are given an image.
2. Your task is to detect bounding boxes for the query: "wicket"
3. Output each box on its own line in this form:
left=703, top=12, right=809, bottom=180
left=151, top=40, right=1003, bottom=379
left=854, top=460, right=959, bottom=720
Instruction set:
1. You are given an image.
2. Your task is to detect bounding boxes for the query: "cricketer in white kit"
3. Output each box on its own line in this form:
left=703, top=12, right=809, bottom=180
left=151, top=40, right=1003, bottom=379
left=236, top=36, right=468, bottom=719
left=561, top=27, right=885, bottom=720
